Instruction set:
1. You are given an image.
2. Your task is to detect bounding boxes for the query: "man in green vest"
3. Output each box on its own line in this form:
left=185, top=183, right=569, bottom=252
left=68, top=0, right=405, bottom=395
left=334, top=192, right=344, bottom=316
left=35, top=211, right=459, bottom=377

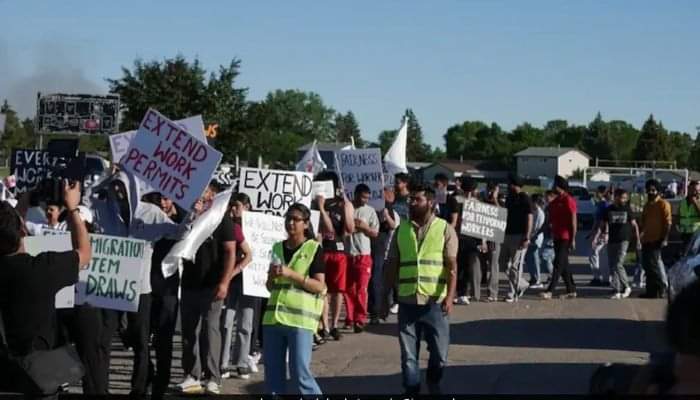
left=678, top=180, right=700, bottom=248
left=382, top=183, right=458, bottom=395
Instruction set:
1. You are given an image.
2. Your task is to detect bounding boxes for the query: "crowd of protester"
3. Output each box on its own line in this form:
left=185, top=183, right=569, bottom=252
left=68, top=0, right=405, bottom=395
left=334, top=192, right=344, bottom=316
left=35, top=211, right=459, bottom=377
left=0, top=165, right=697, bottom=397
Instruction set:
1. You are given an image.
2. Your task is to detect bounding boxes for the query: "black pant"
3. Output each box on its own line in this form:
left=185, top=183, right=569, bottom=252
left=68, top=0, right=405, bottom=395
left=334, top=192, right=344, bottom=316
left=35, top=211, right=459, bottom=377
left=642, top=241, right=667, bottom=297
left=125, top=294, right=152, bottom=395
left=150, top=293, right=178, bottom=398
left=71, top=305, right=113, bottom=395
left=547, top=240, right=576, bottom=294
left=457, top=237, right=481, bottom=299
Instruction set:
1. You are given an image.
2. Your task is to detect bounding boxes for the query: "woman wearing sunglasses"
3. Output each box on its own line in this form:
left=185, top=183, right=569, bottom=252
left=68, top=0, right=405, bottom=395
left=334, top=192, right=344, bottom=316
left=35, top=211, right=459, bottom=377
left=263, top=203, right=327, bottom=395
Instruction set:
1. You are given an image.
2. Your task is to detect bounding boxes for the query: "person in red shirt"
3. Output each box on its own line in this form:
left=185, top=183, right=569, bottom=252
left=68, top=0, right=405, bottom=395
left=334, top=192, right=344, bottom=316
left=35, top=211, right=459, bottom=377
left=541, top=175, right=578, bottom=299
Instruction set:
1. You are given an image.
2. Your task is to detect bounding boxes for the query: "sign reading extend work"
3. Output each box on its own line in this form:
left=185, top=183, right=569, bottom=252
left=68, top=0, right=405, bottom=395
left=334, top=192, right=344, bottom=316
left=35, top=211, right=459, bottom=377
left=460, top=199, right=508, bottom=244
left=239, top=167, right=313, bottom=216
left=121, top=109, right=222, bottom=210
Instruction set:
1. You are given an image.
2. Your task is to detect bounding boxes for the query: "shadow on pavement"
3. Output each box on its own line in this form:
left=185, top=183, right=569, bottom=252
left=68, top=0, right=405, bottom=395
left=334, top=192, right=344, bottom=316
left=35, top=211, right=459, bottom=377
left=243, top=362, right=603, bottom=395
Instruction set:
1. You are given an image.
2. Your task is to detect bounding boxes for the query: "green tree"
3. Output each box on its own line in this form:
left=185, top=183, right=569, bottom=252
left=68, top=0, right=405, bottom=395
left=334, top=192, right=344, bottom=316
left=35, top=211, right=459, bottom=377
left=689, top=130, right=700, bottom=171
left=377, top=129, right=397, bottom=155
left=510, top=122, right=549, bottom=153
left=582, top=112, right=613, bottom=160
left=0, top=100, right=35, bottom=158
left=107, top=56, right=248, bottom=162
left=634, top=115, right=672, bottom=163
left=604, top=120, right=639, bottom=162
left=442, top=120, right=486, bottom=159
left=403, top=109, right=432, bottom=161
left=333, top=111, right=364, bottom=147
left=668, top=131, right=693, bottom=168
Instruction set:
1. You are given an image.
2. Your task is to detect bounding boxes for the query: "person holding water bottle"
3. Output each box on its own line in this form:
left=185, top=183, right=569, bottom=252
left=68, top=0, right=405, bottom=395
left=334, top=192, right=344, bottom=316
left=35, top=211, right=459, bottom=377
left=263, top=203, right=327, bottom=395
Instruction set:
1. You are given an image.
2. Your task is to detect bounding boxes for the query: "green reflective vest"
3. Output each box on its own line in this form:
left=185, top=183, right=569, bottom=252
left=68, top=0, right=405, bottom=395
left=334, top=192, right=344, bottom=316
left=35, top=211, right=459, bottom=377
left=263, top=240, right=323, bottom=332
left=397, top=218, right=448, bottom=301
left=679, top=199, right=700, bottom=234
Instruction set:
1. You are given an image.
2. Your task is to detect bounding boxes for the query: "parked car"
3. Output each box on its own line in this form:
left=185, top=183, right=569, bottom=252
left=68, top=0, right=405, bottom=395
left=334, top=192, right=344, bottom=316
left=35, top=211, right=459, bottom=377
left=569, top=182, right=595, bottom=230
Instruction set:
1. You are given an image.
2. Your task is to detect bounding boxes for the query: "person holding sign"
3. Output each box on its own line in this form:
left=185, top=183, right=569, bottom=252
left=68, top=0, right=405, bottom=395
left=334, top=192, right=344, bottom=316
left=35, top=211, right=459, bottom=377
left=382, top=184, right=458, bottom=395
left=0, top=180, right=91, bottom=397
left=263, top=203, right=326, bottom=395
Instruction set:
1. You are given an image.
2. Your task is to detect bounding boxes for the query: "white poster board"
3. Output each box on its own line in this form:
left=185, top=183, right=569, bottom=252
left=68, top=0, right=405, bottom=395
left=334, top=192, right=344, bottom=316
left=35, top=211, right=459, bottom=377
left=241, top=211, right=287, bottom=298
left=239, top=167, right=313, bottom=216
left=109, top=115, right=206, bottom=164
left=337, top=148, right=385, bottom=210
left=312, top=180, right=334, bottom=200
left=121, top=109, right=222, bottom=210
left=24, top=235, right=75, bottom=309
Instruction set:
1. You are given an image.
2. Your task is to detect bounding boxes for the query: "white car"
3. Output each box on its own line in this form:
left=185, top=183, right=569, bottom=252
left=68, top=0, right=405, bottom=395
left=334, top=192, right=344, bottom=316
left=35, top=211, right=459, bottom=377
left=568, top=183, right=596, bottom=230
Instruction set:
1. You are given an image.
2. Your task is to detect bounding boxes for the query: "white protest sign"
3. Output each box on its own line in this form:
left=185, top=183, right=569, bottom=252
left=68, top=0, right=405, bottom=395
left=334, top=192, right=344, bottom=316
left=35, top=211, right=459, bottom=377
left=24, top=235, right=75, bottom=309
left=460, top=198, right=508, bottom=244
left=42, top=228, right=69, bottom=236
left=77, top=234, right=150, bottom=312
left=110, top=115, right=206, bottom=164
left=241, top=211, right=287, bottom=298
left=337, top=148, right=385, bottom=210
left=239, top=167, right=313, bottom=216
left=310, top=209, right=320, bottom=238
left=312, top=180, right=334, bottom=200
left=121, top=109, right=222, bottom=210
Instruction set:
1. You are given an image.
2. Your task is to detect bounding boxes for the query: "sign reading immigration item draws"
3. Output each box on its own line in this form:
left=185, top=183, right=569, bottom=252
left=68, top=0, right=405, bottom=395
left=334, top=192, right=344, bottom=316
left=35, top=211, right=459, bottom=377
left=460, top=198, right=508, bottom=244
left=241, top=211, right=287, bottom=298
left=337, top=148, right=385, bottom=210
left=77, top=235, right=150, bottom=312
left=239, top=167, right=313, bottom=216
left=121, top=109, right=222, bottom=210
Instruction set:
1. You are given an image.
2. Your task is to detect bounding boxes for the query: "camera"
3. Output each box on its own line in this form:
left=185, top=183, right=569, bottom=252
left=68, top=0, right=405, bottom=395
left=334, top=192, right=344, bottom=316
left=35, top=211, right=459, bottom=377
left=37, top=139, right=87, bottom=205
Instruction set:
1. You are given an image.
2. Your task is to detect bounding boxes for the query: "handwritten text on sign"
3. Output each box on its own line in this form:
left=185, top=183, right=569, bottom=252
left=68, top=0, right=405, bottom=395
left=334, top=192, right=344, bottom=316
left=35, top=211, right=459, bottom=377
left=337, top=148, right=385, bottom=210
left=239, top=167, right=313, bottom=216
left=10, top=149, right=61, bottom=193
left=76, top=235, right=149, bottom=312
left=121, top=109, right=222, bottom=210
left=241, top=211, right=287, bottom=298
left=460, top=199, right=508, bottom=244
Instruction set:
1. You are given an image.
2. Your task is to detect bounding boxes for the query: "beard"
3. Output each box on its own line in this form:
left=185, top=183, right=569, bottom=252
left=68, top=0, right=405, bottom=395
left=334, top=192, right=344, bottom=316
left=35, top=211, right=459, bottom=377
left=410, top=204, right=430, bottom=221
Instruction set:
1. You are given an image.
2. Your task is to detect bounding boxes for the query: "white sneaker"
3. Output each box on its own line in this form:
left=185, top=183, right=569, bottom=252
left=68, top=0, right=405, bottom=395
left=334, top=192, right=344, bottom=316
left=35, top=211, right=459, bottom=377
left=454, top=296, right=470, bottom=305
left=390, top=303, right=399, bottom=314
left=205, top=380, right=221, bottom=395
left=247, top=355, right=259, bottom=373
left=610, top=293, right=622, bottom=299
left=221, top=370, right=231, bottom=379
left=622, top=287, right=632, bottom=298
left=178, top=375, right=203, bottom=394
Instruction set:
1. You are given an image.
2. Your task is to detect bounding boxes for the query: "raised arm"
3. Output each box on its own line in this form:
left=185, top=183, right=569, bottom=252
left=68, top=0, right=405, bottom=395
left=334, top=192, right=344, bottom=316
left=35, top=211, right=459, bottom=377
left=64, top=181, right=91, bottom=268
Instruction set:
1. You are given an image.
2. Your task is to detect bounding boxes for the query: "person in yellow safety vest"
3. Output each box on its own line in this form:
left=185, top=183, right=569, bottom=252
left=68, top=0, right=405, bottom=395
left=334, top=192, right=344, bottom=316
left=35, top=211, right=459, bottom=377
left=678, top=180, right=700, bottom=248
left=381, top=183, right=459, bottom=395
left=263, top=203, right=327, bottom=395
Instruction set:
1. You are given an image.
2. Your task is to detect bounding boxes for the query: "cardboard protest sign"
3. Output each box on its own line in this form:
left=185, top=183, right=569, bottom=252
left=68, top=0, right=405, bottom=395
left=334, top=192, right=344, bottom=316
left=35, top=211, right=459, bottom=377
left=337, top=148, right=385, bottom=210
left=460, top=198, right=508, bottom=244
left=241, top=211, right=287, bottom=298
left=121, top=109, right=222, bottom=210
left=239, top=167, right=313, bottom=216
left=77, top=234, right=150, bottom=312
left=24, top=235, right=75, bottom=309
left=312, top=180, right=334, bottom=200
left=10, top=149, right=61, bottom=193
left=110, top=115, right=206, bottom=164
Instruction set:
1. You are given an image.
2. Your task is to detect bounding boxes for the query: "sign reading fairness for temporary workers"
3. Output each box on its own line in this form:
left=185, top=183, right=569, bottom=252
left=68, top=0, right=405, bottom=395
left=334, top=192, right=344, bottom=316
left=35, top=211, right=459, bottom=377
left=337, top=148, right=385, bottom=210
left=239, top=167, right=313, bottom=216
left=460, top=198, right=508, bottom=244
left=76, top=234, right=150, bottom=312
left=121, top=109, right=222, bottom=210
left=241, top=211, right=287, bottom=298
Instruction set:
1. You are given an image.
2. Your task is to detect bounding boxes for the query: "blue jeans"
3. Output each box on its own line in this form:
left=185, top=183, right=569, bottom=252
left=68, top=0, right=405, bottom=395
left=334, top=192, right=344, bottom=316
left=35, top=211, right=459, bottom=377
left=525, top=243, right=542, bottom=284
left=263, top=325, right=321, bottom=395
left=398, top=303, right=449, bottom=391
left=540, top=245, right=554, bottom=276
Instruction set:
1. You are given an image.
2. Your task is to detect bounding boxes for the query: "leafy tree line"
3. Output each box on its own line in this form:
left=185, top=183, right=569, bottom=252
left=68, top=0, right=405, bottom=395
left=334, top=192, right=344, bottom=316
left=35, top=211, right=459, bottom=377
left=2, top=55, right=697, bottom=171
left=444, top=112, right=697, bottom=170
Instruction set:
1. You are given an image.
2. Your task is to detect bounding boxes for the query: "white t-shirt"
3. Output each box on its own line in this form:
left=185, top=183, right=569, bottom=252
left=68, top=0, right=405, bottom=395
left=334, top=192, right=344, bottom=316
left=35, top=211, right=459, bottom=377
left=349, top=204, right=380, bottom=256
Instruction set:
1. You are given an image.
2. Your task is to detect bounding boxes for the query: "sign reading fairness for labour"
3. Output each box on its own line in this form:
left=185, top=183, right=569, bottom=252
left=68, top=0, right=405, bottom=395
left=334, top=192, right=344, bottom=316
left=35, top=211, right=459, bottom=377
left=239, top=167, right=313, bottom=216
left=121, top=109, right=222, bottom=210
left=337, top=148, right=385, bottom=210
left=460, top=198, right=508, bottom=244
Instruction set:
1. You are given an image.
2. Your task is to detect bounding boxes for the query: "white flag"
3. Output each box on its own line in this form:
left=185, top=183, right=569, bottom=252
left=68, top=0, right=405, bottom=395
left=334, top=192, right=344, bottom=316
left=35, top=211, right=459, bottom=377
left=384, top=117, right=409, bottom=175
left=296, top=140, right=327, bottom=175
left=162, top=189, right=234, bottom=278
